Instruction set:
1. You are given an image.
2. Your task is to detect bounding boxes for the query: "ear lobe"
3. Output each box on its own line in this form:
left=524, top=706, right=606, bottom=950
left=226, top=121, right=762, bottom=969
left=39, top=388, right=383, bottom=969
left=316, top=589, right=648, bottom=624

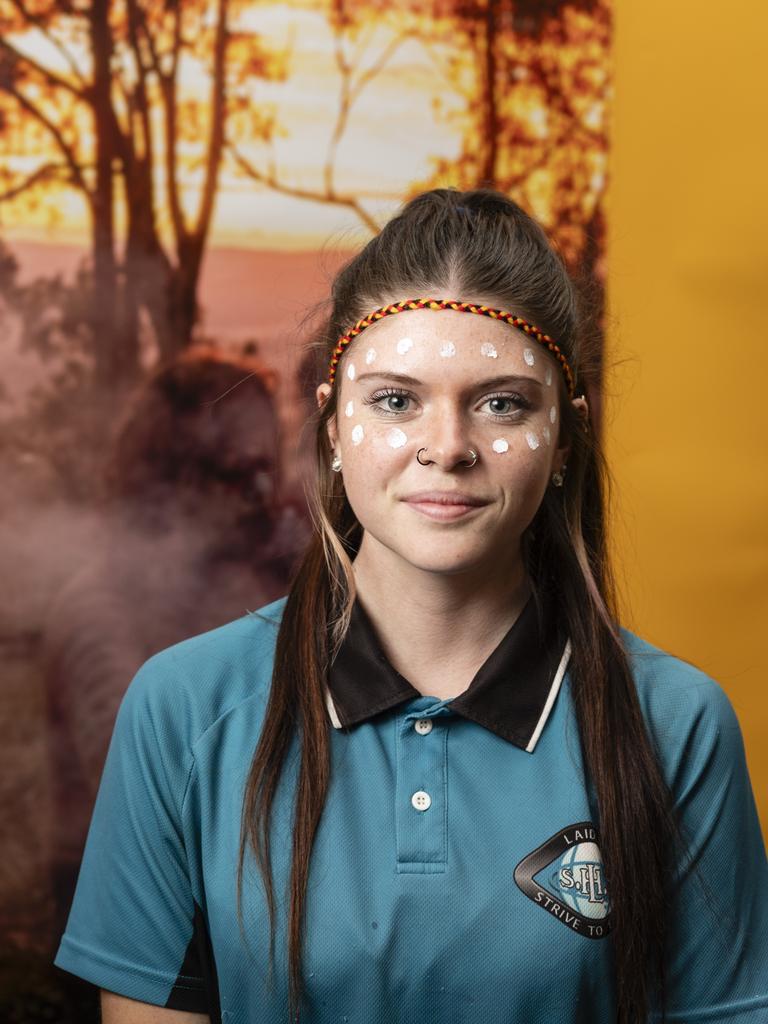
left=315, top=382, right=338, bottom=448
left=572, top=395, right=589, bottom=427
left=326, top=415, right=338, bottom=449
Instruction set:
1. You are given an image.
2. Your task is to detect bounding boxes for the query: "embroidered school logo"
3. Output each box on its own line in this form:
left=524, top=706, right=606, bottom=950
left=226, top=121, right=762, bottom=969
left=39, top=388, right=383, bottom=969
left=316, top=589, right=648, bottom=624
left=514, top=822, right=613, bottom=939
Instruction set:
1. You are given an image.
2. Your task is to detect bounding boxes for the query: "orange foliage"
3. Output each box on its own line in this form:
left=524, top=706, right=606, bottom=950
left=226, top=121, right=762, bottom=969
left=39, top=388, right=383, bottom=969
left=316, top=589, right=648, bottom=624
left=409, top=0, right=611, bottom=276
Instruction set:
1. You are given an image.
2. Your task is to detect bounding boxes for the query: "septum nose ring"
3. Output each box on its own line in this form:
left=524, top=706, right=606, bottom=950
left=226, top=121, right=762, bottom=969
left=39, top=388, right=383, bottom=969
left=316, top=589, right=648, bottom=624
left=416, top=447, right=478, bottom=467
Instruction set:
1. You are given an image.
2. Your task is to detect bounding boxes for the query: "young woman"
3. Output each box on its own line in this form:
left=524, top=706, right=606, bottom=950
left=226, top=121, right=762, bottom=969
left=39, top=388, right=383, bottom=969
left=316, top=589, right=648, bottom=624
left=54, top=189, right=768, bottom=1024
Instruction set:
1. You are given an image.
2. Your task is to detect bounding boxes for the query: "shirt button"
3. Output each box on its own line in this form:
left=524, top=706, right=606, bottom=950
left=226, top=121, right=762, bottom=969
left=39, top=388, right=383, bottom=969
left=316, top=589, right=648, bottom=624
left=414, top=718, right=433, bottom=734
left=411, top=790, right=432, bottom=811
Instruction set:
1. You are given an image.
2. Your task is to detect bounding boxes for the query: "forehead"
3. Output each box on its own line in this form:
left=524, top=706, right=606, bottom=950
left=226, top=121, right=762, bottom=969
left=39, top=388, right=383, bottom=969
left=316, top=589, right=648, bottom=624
left=342, top=307, right=550, bottom=375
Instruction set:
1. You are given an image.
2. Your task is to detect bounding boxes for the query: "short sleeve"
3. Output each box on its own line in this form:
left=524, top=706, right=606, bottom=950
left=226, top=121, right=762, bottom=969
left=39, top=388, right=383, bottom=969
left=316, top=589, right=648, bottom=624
left=53, top=656, right=209, bottom=1011
left=651, top=677, right=768, bottom=1021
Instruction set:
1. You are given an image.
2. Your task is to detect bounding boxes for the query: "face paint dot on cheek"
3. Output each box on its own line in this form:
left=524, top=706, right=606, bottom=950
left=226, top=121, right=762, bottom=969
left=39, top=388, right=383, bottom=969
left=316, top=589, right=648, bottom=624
left=365, top=348, right=377, bottom=364
left=386, top=427, right=407, bottom=449
left=524, top=348, right=536, bottom=366
left=545, top=366, right=553, bottom=386
left=396, top=336, right=414, bottom=355
left=481, top=342, right=498, bottom=358
left=550, top=406, right=557, bottom=424
left=439, top=340, right=456, bottom=357
left=345, top=400, right=354, bottom=417
left=347, top=362, right=356, bottom=381
left=526, top=431, right=540, bottom=451
left=492, top=438, right=509, bottom=453
left=542, top=425, right=551, bottom=446
left=351, top=424, right=364, bottom=445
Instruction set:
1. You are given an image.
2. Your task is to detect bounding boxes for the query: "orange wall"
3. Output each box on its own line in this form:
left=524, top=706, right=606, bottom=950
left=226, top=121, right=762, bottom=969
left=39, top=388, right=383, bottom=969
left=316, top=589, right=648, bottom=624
left=605, top=2, right=768, bottom=834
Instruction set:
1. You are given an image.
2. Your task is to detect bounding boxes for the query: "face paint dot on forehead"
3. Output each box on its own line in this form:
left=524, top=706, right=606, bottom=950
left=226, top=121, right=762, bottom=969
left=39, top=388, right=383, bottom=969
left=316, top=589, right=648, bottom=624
left=345, top=400, right=354, bottom=417
left=526, top=431, right=540, bottom=451
left=396, top=336, right=414, bottom=355
left=480, top=341, right=498, bottom=359
left=523, top=348, right=536, bottom=366
left=351, top=424, right=364, bottom=445
left=550, top=406, right=557, bottom=423
left=492, top=438, right=509, bottom=453
left=365, top=348, right=377, bottom=365
left=439, top=340, right=456, bottom=358
left=542, top=425, right=551, bottom=446
left=545, top=366, right=553, bottom=386
left=386, top=427, right=407, bottom=449
left=346, top=362, right=356, bottom=381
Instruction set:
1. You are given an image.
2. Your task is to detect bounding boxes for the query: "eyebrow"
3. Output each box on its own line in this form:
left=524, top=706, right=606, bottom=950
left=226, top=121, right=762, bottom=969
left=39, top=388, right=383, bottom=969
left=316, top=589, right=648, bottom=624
left=354, top=371, right=543, bottom=389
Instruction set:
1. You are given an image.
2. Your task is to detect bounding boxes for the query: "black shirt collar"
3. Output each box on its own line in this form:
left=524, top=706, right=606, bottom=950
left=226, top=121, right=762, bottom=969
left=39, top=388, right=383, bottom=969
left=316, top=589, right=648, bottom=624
left=325, top=584, right=571, bottom=753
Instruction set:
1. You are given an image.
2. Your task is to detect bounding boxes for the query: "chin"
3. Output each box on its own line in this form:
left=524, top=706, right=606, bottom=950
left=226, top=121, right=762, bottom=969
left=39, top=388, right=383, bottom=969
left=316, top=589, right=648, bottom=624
left=390, top=543, right=492, bottom=576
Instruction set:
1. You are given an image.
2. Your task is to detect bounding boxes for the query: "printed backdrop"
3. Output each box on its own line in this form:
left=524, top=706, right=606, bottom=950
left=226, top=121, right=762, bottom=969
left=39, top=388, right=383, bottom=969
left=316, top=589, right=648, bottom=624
left=3, top=1, right=766, bottom=1021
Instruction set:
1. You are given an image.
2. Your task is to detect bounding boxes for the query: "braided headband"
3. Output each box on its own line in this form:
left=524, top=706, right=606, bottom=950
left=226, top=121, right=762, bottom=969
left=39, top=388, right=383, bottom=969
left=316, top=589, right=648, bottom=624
left=328, top=298, right=575, bottom=398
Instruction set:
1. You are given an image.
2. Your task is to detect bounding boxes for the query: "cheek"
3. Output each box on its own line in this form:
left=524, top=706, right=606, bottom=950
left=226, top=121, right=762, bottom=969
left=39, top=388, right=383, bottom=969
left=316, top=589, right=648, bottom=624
left=487, top=408, right=553, bottom=461
left=339, top=416, right=412, bottom=465
left=486, top=427, right=553, bottom=493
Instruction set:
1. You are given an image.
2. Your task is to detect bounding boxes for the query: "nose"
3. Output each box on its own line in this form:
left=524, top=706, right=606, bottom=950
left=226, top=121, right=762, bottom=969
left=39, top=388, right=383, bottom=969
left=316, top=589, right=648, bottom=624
left=422, top=404, right=476, bottom=469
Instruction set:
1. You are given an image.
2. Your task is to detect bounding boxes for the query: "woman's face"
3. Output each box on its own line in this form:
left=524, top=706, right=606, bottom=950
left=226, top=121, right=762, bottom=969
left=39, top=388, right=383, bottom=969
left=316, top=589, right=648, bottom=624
left=316, top=305, right=586, bottom=578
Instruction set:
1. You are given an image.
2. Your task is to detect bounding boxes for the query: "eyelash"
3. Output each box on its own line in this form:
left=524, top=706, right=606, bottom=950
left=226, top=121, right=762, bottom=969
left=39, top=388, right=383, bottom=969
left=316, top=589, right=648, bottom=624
left=361, top=387, right=533, bottom=421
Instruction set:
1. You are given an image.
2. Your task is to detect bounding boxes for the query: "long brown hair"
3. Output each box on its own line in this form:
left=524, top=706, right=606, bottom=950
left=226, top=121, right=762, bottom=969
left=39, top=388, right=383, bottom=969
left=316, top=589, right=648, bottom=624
left=235, top=188, right=685, bottom=1023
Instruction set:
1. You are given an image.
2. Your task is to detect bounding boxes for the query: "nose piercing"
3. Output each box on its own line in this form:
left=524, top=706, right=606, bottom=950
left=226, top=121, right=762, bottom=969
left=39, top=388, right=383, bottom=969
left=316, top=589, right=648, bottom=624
left=417, top=447, right=478, bottom=467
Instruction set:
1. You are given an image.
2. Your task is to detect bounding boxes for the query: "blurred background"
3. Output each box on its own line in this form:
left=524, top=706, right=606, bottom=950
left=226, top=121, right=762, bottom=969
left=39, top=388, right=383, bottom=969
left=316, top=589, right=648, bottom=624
left=0, top=0, right=764, bottom=1020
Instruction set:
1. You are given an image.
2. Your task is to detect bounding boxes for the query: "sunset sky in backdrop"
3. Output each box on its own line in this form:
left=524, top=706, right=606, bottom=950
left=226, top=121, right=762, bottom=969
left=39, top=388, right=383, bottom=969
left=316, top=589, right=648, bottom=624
left=1, top=5, right=464, bottom=250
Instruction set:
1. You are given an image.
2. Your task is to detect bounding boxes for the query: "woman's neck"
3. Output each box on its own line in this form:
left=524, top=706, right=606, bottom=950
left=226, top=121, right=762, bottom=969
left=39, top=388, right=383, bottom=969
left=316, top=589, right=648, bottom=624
left=350, top=540, right=532, bottom=700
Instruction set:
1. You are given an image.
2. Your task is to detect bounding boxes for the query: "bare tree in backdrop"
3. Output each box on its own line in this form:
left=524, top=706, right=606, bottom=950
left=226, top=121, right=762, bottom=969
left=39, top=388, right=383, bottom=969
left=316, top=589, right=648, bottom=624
left=0, top=0, right=289, bottom=384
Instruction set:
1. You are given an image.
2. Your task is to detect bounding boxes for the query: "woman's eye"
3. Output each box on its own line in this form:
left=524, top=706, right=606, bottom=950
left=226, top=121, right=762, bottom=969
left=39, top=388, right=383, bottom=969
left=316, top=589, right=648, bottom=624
left=361, top=389, right=531, bottom=419
left=483, top=393, right=531, bottom=419
left=362, top=388, right=413, bottom=415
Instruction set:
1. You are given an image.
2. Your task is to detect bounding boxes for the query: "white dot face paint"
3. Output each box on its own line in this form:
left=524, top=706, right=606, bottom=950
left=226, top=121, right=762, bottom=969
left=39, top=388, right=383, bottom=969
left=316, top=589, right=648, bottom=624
left=345, top=400, right=354, bottom=417
left=524, top=348, right=536, bottom=366
left=550, top=406, right=557, bottom=424
left=365, top=348, right=377, bottom=365
left=386, top=427, right=408, bottom=449
left=439, top=340, right=456, bottom=358
left=545, top=366, right=553, bottom=387
left=331, top=310, right=568, bottom=576
left=347, top=362, right=356, bottom=381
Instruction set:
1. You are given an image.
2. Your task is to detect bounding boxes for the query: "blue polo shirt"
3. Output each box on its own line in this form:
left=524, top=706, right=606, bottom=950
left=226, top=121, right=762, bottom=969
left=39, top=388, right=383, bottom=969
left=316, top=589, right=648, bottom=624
left=53, top=591, right=768, bottom=1022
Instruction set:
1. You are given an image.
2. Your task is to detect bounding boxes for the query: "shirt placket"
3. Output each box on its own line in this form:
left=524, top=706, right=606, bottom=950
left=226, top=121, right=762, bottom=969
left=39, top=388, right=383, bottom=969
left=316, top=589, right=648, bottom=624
left=395, top=702, right=452, bottom=872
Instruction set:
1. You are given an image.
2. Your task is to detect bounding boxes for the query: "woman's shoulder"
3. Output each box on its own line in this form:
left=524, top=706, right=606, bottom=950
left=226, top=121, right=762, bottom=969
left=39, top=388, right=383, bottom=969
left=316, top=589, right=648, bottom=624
left=115, top=594, right=289, bottom=751
left=618, top=626, right=746, bottom=783
left=619, top=625, right=733, bottom=706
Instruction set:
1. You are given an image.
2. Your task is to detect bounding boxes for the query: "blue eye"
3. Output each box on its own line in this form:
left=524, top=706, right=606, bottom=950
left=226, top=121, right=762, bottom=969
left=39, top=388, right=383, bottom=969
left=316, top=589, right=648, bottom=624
left=361, top=388, right=532, bottom=420
left=361, top=388, right=411, bottom=414
left=484, top=394, right=530, bottom=419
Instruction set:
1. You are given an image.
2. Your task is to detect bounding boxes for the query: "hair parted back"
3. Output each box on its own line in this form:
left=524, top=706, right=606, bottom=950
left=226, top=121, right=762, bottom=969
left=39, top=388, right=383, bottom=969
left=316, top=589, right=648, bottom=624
left=235, top=187, right=688, bottom=1024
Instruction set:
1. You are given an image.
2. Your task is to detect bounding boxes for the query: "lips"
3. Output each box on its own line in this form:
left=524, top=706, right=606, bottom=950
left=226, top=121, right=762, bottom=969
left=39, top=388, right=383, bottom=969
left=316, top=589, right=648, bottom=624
left=403, top=491, right=489, bottom=506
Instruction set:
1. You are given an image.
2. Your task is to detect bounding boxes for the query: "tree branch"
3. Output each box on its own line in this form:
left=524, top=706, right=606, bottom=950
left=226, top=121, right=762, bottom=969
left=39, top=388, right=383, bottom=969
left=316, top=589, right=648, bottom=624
left=347, top=29, right=407, bottom=106
left=7, top=0, right=88, bottom=88
left=3, top=83, right=90, bottom=198
left=419, top=37, right=473, bottom=103
left=128, top=0, right=164, bottom=83
left=162, top=0, right=187, bottom=247
left=323, top=18, right=408, bottom=197
left=125, top=0, right=155, bottom=167
left=194, top=0, right=228, bottom=244
left=0, top=38, right=87, bottom=100
left=0, top=160, right=70, bottom=202
left=324, top=17, right=352, bottom=196
left=229, top=143, right=381, bottom=235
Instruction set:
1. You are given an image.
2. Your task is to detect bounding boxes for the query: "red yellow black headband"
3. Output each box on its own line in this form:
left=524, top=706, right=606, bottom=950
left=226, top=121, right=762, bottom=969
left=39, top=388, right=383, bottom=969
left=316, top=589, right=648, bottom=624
left=328, top=298, right=575, bottom=398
